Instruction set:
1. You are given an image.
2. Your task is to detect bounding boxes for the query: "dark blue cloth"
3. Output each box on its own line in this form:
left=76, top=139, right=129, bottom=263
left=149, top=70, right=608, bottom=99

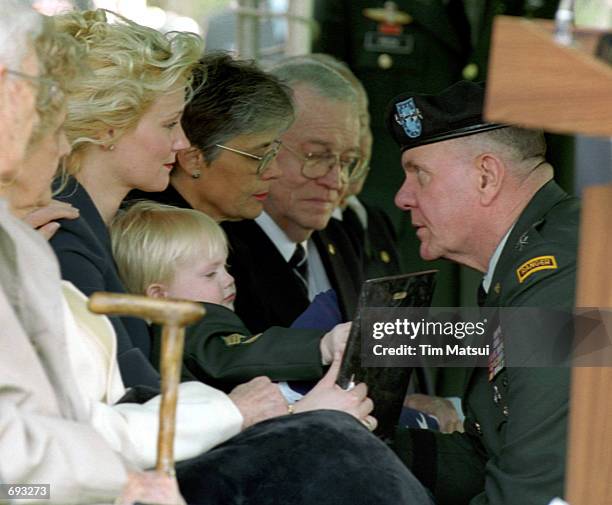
left=290, top=289, right=342, bottom=332
left=399, top=407, right=440, bottom=431
left=50, top=177, right=159, bottom=388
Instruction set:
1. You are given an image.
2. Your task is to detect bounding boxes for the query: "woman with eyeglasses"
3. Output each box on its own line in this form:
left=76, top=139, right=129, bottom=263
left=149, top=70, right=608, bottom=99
left=133, top=52, right=291, bottom=221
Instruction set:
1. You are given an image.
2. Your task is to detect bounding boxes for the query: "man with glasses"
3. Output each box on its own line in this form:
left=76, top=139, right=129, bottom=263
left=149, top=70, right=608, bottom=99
left=222, top=57, right=364, bottom=334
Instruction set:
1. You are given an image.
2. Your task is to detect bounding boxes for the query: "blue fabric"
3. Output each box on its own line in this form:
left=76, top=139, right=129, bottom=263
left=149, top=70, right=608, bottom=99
left=399, top=407, right=440, bottom=431
left=290, top=289, right=342, bottom=332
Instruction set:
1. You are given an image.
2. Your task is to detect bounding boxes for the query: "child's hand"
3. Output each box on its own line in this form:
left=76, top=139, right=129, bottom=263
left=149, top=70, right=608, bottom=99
left=319, top=322, right=351, bottom=364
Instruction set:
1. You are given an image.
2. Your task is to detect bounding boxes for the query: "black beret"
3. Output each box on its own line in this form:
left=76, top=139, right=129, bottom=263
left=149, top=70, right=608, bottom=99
left=385, top=81, right=507, bottom=152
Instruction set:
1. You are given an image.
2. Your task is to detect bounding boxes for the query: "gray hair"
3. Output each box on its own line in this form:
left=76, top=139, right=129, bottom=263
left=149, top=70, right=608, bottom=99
left=181, top=52, right=295, bottom=163
left=0, top=0, right=42, bottom=69
left=473, top=127, right=547, bottom=163
left=268, top=55, right=358, bottom=104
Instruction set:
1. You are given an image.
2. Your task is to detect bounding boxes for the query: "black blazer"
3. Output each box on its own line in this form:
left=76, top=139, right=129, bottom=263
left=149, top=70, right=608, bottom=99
left=222, top=218, right=363, bottom=334
left=342, top=200, right=402, bottom=280
left=50, top=177, right=160, bottom=388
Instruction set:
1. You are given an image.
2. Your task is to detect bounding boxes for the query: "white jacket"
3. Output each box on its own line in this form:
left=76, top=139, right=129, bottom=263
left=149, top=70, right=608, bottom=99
left=61, top=281, right=243, bottom=469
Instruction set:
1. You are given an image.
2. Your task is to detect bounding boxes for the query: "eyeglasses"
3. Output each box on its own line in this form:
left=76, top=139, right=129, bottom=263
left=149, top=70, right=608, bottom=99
left=6, top=69, right=63, bottom=110
left=282, top=143, right=362, bottom=182
left=215, top=140, right=282, bottom=176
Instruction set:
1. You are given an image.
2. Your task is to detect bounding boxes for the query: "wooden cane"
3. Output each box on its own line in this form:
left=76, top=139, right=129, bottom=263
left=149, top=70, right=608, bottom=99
left=88, top=292, right=205, bottom=476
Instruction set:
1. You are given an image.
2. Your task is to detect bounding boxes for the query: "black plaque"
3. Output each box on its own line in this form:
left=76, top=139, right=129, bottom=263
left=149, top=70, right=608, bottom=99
left=337, top=270, right=438, bottom=441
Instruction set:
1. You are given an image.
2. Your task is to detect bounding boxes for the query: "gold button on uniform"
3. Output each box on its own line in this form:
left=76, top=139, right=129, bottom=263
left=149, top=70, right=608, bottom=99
left=462, top=63, right=479, bottom=80
left=380, top=250, right=391, bottom=263
left=378, top=53, right=393, bottom=69
left=328, top=243, right=336, bottom=255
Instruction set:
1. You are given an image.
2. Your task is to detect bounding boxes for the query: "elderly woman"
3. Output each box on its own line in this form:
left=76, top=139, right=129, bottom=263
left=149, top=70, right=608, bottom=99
left=0, top=6, right=183, bottom=503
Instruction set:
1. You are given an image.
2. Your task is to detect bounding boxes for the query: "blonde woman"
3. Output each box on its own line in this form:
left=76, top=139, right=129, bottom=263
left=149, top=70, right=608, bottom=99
left=50, top=9, right=202, bottom=388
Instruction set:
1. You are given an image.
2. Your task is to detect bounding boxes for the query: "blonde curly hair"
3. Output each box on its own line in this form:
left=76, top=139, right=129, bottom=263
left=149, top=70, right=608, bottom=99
left=54, top=9, right=203, bottom=174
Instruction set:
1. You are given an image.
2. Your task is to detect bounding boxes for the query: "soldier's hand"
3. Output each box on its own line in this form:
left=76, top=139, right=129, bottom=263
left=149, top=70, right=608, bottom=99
left=404, top=393, right=464, bottom=433
left=229, top=376, right=287, bottom=429
left=319, top=322, right=351, bottom=364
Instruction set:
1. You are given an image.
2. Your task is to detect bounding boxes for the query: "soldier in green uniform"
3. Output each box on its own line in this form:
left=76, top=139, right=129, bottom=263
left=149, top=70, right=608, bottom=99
left=386, top=81, right=578, bottom=505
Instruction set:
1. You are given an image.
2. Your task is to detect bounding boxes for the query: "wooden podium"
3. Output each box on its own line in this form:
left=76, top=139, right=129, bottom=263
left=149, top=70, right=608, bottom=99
left=485, top=16, right=612, bottom=505
left=485, top=16, right=612, bottom=137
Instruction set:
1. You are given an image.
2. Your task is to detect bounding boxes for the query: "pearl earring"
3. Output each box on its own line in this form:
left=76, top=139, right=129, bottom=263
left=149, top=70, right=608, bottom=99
left=191, top=170, right=201, bottom=179
left=108, top=144, right=115, bottom=151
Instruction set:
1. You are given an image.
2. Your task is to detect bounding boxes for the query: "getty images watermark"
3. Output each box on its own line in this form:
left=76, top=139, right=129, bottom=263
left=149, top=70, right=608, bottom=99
left=358, top=307, right=612, bottom=368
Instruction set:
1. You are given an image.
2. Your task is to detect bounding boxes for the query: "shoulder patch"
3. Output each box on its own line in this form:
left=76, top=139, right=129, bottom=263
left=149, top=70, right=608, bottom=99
left=221, top=333, right=262, bottom=347
left=516, top=255, right=558, bottom=283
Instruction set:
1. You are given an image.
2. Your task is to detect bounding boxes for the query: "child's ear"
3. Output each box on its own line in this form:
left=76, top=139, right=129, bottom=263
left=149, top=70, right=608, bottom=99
left=146, top=283, right=169, bottom=299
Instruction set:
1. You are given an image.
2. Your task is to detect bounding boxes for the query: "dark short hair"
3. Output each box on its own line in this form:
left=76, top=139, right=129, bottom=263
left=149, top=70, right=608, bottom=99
left=182, top=52, right=295, bottom=162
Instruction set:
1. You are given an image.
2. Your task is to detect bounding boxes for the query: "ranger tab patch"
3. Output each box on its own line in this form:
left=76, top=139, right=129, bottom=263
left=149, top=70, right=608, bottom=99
left=516, top=255, right=558, bottom=283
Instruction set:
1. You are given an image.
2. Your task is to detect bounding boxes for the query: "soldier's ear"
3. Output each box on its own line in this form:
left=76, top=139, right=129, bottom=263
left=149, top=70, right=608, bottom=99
left=475, top=153, right=505, bottom=206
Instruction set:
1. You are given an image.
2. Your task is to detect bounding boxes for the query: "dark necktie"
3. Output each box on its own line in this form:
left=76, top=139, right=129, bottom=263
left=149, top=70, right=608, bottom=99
left=477, top=283, right=487, bottom=307
left=289, top=243, right=308, bottom=296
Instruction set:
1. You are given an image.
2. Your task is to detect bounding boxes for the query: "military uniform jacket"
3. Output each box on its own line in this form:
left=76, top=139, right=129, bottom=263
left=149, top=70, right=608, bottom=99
left=151, top=303, right=326, bottom=392
left=222, top=218, right=362, bottom=334
left=395, top=181, right=579, bottom=505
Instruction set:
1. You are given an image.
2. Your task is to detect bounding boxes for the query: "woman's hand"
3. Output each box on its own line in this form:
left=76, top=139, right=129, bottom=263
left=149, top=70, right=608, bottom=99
left=21, top=200, right=79, bottom=240
left=294, top=352, right=377, bottom=431
left=116, top=471, right=186, bottom=505
left=229, top=376, right=287, bottom=429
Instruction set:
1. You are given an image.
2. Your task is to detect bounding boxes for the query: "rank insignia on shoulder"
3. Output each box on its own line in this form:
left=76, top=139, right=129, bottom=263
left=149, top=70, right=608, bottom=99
left=516, top=255, right=558, bottom=283
left=222, top=333, right=262, bottom=347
